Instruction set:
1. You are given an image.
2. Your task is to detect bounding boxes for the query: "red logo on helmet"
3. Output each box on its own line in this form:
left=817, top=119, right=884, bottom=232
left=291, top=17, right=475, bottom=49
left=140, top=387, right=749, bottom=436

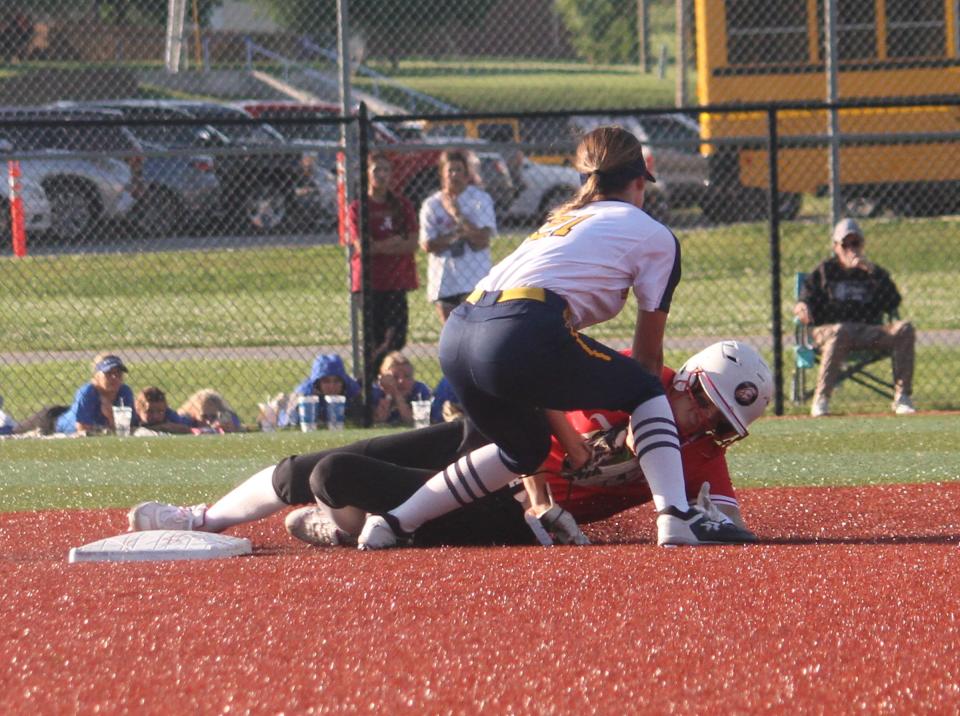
left=734, top=381, right=758, bottom=406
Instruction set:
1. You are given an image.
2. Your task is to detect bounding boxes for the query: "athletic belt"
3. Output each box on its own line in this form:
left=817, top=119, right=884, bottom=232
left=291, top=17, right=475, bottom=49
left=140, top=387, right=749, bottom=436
left=466, top=286, right=573, bottom=327
left=466, top=287, right=563, bottom=306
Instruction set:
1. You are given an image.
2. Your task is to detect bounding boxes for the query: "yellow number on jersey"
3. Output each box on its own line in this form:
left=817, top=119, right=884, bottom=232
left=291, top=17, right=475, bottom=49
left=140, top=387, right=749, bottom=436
left=528, top=212, right=592, bottom=240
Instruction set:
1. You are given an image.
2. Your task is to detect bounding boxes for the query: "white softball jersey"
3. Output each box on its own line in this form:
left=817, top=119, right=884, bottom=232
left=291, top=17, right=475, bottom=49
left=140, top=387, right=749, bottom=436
left=475, top=200, right=681, bottom=329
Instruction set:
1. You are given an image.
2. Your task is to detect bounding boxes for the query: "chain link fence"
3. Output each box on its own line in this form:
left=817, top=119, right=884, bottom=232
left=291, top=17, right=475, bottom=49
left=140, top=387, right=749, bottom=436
left=0, top=0, right=958, bottom=433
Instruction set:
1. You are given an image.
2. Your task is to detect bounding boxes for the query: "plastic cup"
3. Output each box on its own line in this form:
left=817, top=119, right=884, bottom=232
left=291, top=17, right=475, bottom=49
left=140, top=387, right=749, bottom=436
left=411, top=399, right=431, bottom=429
left=112, top=405, right=132, bottom=437
left=324, top=395, right=346, bottom=430
left=297, top=395, right=320, bottom=432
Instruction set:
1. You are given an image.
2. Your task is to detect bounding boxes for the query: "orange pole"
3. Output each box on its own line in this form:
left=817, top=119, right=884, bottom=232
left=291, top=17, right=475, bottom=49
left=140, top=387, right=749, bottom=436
left=336, top=151, right=347, bottom=246
left=8, top=160, right=26, bottom=257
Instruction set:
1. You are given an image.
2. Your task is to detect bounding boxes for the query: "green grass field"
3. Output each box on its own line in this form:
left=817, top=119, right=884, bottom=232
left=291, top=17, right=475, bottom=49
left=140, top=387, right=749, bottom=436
left=3, top=413, right=957, bottom=512
left=3, top=213, right=958, bottom=420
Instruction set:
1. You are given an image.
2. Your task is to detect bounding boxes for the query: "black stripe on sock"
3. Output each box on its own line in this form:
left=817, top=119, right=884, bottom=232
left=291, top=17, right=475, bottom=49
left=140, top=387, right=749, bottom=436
left=453, top=459, right=479, bottom=501
left=632, top=416, right=675, bottom=431
left=442, top=465, right=469, bottom=506
left=464, top=452, right=493, bottom=496
left=635, top=440, right=682, bottom=460
left=632, top=427, right=679, bottom=444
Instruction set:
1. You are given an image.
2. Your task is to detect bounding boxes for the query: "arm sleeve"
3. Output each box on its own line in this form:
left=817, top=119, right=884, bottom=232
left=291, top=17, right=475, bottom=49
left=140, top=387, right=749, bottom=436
left=632, top=230, right=681, bottom=313
left=166, top=408, right=195, bottom=426
left=798, top=263, right=828, bottom=323
left=875, top=268, right=902, bottom=313
left=419, top=198, right=443, bottom=248
left=400, top=196, right=419, bottom=235
left=73, top=384, right=103, bottom=426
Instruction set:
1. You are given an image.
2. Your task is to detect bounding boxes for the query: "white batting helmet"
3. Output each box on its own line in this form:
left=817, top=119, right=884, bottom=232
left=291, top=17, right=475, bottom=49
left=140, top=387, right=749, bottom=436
left=673, top=341, right=772, bottom=443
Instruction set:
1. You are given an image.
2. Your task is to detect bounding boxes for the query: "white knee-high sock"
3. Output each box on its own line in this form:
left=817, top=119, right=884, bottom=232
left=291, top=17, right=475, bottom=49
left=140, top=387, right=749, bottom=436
left=203, top=465, right=286, bottom=532
left=629, top=395, right=687, bottom=512
left=390, top=443, right=521, bottom=533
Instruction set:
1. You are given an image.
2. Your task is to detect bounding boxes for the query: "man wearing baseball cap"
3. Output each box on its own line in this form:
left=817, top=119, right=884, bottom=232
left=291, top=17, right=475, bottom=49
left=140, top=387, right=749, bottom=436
left=793, top=218, right=916, bottom=417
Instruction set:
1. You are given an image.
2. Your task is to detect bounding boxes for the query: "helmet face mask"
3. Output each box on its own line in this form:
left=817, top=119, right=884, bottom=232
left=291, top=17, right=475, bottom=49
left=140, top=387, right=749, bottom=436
left=674, top=341, right=773, bottom=446
left=687, top=374, right=742, bottom=447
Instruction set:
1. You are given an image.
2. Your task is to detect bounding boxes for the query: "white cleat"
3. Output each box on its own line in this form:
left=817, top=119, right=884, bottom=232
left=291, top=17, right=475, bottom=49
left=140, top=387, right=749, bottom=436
left=357, top=514, right=405, bottom=550
left=127, top=501, right=207, bottom=532
left=656, top=504, right=757, bottom=546
left=284, top=506, right=355, bottom=547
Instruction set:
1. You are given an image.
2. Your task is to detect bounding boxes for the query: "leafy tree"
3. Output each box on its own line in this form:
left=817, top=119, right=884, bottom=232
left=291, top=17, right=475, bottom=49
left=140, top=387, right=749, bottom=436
left=258, top=0, right=497, bottom=50
left=555, top=0, right=638, bottom=64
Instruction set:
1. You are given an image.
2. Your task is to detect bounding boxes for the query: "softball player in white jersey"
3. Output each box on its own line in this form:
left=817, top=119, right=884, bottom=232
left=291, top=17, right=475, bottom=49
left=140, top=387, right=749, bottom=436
left=359, top=125, right=755, bottom=548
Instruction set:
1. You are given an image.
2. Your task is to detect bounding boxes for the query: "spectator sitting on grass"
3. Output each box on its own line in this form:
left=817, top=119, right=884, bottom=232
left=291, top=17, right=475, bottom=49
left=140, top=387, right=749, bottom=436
left=430, top=375, right=463, bottom=425
left=281, top=353, right=362, bottom=429
left=178, top=389, right=242, bottom=433
left=46, top=353, right=137, bottom=436
left=372, top=351, right=431, bottom=426
left=133, top=386, right=195, bottom=435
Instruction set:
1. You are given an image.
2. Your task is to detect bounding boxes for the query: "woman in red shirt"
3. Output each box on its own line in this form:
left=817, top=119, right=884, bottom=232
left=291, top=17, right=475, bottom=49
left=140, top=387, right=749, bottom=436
left=347, top=153, right=419, bottom=367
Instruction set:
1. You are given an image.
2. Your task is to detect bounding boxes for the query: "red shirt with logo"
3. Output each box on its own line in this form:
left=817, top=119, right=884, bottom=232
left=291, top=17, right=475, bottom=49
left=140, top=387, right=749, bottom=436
left=347, top=195, right=419, bottom=292
left=544, top=368, right=738, bottom=524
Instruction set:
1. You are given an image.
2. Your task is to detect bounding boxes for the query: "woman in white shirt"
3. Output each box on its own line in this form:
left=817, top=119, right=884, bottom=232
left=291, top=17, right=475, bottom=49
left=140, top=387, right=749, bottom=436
left=361, top=126, right=755, bottom=549
left=419, top=150, right=497, bottom=323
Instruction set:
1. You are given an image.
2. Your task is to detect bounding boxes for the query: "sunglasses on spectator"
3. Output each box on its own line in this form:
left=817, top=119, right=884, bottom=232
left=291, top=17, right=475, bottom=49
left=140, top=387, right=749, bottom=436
left=840, top=237, right=863, bottom=249
left=201, top=412, right=221, bottom=422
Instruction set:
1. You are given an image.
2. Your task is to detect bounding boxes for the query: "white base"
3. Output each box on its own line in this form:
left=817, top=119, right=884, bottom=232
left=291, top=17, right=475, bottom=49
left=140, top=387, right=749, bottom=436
left=68, top=530, right=252, bottom=563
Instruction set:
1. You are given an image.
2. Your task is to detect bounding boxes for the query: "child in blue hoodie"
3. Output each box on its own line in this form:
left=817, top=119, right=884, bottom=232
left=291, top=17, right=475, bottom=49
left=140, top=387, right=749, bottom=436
left=281, top=353, right=362, bottom=428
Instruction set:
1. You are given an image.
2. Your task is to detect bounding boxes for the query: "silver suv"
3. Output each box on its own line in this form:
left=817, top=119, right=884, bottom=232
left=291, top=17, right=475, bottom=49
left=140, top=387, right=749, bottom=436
left=0, top=108, right=136, bottom=241
left=0, top=167, right=52, bottom=239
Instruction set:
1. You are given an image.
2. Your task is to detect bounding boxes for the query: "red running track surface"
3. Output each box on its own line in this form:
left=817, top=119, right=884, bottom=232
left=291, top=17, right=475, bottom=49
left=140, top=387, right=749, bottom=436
left=2, top=483, right=960, bottom=714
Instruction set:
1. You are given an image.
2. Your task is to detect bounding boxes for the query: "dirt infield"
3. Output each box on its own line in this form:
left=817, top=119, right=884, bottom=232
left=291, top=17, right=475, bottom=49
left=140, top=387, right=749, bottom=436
left=3, top=483, right=960, bottom=714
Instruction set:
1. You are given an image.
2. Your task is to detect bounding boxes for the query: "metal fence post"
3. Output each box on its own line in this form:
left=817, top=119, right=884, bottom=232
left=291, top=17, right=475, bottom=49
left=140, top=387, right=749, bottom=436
left=767, top=106, right=784, bottom=416
left=357, top=103, right=374, bottom=427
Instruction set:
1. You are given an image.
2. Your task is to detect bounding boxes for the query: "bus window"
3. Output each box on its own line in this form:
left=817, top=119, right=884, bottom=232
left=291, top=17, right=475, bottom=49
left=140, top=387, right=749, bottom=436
left=887, top=0, right=946, bottom=58
left=477, top=122, right=517, bottom=144
left=725, top=0, right=808, bottom=65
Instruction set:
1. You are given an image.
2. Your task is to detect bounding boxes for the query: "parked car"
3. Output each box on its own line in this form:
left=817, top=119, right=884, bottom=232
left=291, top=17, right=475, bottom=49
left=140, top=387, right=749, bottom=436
left=0, top=164, right=52, bottom=239
left=238, top=101, right=445, bottom=209
left=503, top=157, right=579, bottom=225
left=149, top=101, right=314, bottom=234
left=63, top=101, right=224, bottom=238
left=234, top=102, right=349, bottom=230
left=518, top=113, right=702, bottom=219
left=0, top=107, right=136, bottom=241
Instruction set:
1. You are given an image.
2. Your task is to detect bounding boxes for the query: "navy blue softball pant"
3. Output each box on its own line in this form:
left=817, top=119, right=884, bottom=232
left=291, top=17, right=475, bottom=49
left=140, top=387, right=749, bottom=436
left=438, top=288, right=665, bottom=475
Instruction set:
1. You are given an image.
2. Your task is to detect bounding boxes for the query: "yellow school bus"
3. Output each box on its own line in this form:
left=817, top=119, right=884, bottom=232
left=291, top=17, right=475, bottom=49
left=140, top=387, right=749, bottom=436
left=695, top=0, right=960, bottom=218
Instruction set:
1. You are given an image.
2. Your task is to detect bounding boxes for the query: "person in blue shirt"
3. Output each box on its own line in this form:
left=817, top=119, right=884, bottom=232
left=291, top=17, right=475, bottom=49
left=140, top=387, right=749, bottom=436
left=372, top=351, right=431, bottom=426
left=280, top=353, right=362, bottom=428
left=134, top=386, right=195, bottom=434
left=430, top=375, right=463, bottom=424
left=56, top=353, right=137, bottom=435
left=0, top=394, right=16, bottom=435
